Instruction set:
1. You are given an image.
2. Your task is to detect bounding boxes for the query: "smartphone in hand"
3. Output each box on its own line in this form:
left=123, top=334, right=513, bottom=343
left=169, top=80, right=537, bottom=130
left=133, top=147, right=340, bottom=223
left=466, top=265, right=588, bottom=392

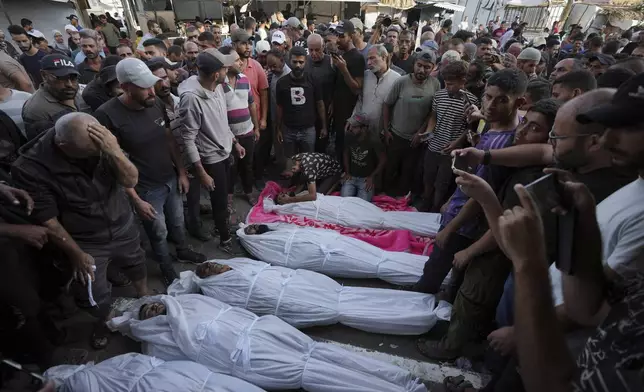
left=524, top=174, right=562, bottom=215
left=452, top=154, right=474, bottom=173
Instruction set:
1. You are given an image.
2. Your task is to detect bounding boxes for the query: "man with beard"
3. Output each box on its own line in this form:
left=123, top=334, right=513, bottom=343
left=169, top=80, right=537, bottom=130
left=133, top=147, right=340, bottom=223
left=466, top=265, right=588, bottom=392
left=232, top=29, right=268, bottom=150
left=392, top=30, right=414, bottom=74
left=182, top=41, right=199, bottom=77
left=94, top=58, right=205, bottom=286
left=516, top=48, right=540, bottom=80
left=82, top=55, right=123, bottom=111
left=383, top=48, right=439, bottom=197
left=549, top=57, right=583, bottom=82
left=116, top=44, right=134, bottom=58
left=77, top=30, right=103, bottom=84
left=219, top=46, right=260, bottom=206
left=8, top=25, right=47, bottom=87
left=551, top=69, right=596, bottom=102
left=142, top=38, right=167, bottom=61
left=178, top=49, right=246, bottom=254
left=304, top=33, right=335, bottom=153
left=276, top=46, right=326, bottom=173
left=22, top=54, right=87, bottom=139
left=352, top=44, right=399, bottom=134
left=330, top=21, right=364, bottom=164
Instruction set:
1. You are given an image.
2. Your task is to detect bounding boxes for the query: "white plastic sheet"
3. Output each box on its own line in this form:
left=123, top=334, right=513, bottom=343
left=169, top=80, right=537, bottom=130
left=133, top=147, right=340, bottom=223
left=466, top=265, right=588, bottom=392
left=108, top=294, right=427, bottom=392
left=44, top=353, right=264, bottom=392
left=262, top=194, right=442, bottom=236
left=237, top=223, right=428, bottom=285
left=168, top=258, right=450, bottom=335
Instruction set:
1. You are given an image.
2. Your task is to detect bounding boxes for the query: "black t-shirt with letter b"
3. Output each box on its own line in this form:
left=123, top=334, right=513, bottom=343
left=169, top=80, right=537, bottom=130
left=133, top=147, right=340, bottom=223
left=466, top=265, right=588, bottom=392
left=276, top=72, right=321, bottom=129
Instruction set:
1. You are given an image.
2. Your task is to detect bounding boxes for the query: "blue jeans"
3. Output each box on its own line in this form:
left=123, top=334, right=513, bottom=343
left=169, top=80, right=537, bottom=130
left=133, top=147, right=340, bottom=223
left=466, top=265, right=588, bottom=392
left=282, top=125, right=316, bottom=160
left=139, top=176, right=187, bottom=263
left=495, top=274, right=515, bottom=327
left=341, top=176, right=374, bottom=201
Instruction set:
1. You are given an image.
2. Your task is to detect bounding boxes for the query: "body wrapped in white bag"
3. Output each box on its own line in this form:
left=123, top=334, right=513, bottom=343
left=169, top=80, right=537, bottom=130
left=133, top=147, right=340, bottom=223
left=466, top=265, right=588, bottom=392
left=108, top=294, right=427, bottom=392
left=262, top=194, right=441, bottom=236
left=44, top=353, right=264, bottom=392
left=237, top=223, right=428, bottom=285
left=168, top=258, right=450, bottom=335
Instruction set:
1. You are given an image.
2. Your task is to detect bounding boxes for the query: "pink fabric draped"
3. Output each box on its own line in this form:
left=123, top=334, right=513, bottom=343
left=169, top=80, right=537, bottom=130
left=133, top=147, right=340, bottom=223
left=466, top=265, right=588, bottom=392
left=246, top=182, right=434, bottom=255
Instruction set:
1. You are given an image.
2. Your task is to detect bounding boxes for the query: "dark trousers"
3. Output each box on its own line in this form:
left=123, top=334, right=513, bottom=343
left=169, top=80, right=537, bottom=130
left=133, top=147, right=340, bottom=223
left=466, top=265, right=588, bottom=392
left=444, top=251, right=513, bottom=350
left=384, top=132, right=422, bottom=196
left=254, top=124, right=273, bottom=181
left=203, top=159, right=232, bottom=242
left=332, top=111, right=350, bottom=166
left=415, top=230, right=474, bottom=294
left=423, top=150, right=456, bottom=211
left=0, top=243, right=61, bottom=367
left=233, top=132, right=255, bottom=194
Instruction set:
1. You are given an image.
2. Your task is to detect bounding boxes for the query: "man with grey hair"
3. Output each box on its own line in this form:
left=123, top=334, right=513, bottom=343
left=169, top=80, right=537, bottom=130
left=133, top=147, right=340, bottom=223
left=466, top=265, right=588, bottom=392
left=12, top=112, right=149, bottom=350
left=352, top=44, right=400, bottom=134
left=549, top=57, right=584, bottom=81
left=305, top=32, right=335, bottom=152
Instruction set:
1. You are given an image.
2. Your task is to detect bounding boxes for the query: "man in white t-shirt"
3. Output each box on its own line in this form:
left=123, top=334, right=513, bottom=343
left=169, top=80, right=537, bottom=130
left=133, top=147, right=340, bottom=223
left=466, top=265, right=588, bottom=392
left=0, top=83, right=30, bottom=136
left=458, top=16, right=469, bottom=32
left=577, top=74, right=644, bottom=277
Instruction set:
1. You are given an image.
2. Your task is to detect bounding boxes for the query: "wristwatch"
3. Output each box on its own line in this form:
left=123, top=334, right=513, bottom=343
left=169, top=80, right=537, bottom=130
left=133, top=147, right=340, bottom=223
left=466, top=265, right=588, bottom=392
left=482, top=150, right=492, bottom=165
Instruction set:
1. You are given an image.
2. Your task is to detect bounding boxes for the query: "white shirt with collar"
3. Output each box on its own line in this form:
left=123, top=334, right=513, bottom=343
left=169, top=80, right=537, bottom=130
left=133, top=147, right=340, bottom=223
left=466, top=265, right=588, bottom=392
left=353, top=68, right=401, bottom=132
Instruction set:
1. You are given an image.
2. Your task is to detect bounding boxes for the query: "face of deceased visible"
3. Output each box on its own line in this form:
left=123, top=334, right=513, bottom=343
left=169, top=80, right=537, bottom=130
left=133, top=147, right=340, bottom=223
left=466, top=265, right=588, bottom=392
left=139, top=302, right=167, bottom=320
left=195, top=262, right=233, bottom=278
left=243, top=224, right=270, bottom=235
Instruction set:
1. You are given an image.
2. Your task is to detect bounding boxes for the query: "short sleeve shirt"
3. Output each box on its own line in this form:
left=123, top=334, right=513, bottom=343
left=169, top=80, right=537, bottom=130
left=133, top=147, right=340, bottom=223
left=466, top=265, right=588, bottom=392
left=348, top=133, right=384, bottom=178
left=428, top=89, right=480, bottom=153
left=333, top=48, right=365, bottom=120
left=0, top=51, right=31, bottom=90
left=241, top=58, right=269, bottom=121
left=384, top=75, right=440, bottom=140
left=19, top=50, right=47, bottom=87
left=293, top=152, right=342, bottom=183
left=276, top=73, right=321, bottom=129
left=94, top=97, right=175, bottom=192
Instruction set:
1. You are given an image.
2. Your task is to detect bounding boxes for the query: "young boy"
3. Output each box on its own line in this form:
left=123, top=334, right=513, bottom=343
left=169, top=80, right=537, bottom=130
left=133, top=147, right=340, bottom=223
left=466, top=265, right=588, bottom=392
left=341, top=112, right=387, bottom=201
left=417, top=60, right=480, bottom=212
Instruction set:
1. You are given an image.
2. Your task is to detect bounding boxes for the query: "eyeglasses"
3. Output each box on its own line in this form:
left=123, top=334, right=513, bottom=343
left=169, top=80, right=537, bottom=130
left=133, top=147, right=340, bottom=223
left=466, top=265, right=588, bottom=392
left=548, top=128, right=595, bottom=140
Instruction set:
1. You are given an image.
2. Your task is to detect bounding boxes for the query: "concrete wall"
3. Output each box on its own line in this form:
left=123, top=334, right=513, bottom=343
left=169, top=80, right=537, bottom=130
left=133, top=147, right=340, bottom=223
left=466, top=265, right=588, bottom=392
left=0, top=0, right=79, bottom=43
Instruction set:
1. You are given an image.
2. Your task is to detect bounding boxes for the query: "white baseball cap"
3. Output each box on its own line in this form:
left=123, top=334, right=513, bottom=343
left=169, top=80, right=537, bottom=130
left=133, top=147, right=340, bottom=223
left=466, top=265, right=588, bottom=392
left=116, top=58, right=161, bottom=88
left=64, top=24, right=77, bottom=33
left=256, top=40, right=271, bottom=54
left=272, top=31, right=286, bottom=44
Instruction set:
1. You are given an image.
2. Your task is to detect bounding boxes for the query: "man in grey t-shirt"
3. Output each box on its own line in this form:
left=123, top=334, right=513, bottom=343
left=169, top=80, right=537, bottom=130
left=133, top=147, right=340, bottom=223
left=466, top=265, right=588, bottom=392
left=382, top=48, right=439, bottom=196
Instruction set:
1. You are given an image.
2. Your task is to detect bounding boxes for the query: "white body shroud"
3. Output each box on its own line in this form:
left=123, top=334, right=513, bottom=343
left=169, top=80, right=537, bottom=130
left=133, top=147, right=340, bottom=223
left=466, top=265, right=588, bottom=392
left=44, top=353, right=264, bottom=392
left=168, top=258, right=451, bottom=335
left=237, top=223, right=428, bottom=285
left=262, top=194, right=442, bottom=236
left=108, top=295, right=427, bottom=392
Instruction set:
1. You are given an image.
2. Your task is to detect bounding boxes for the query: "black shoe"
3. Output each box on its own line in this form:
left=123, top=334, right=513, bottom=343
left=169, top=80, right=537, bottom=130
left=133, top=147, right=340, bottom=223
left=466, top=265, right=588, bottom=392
left=176, top=247, right=206, bottom=264
left=159, top=264, right=179, bottom=287
left=187, top=224, right=212, bottom=241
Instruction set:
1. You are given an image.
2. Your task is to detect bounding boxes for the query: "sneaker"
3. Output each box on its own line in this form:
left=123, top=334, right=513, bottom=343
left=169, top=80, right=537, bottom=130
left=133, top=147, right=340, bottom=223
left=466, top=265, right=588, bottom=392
left=159, top=264, right=179, bottom=287
left=218, top=238, right=234, bottom=255
left=187, top=224, right=212, bottom=242
left=176, top=247, right=206, bottom=264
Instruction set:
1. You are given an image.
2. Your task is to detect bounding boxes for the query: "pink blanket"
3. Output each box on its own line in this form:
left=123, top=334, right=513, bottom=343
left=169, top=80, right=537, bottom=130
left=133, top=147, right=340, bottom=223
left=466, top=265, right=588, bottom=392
left=246, top=182, right=434, bottom=255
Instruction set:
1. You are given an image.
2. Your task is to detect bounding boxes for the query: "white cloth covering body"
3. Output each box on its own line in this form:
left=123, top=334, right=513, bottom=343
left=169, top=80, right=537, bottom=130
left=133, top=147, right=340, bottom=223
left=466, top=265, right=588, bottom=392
left=261, top=194, right=441, bottom=236
left=237, top=223, right=428, bottom=285
left=108, top=294, right=427, bottom=392
left=168, top=258, right=451, bottom=335
left=44, top=353, right=264, bottom=392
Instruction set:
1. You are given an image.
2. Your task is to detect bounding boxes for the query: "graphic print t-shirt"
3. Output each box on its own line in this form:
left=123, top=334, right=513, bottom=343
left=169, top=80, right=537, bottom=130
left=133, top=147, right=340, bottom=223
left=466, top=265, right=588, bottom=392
left=276, top=73, right=321, bottom=129
left=293, top=152, right=342, bottom=183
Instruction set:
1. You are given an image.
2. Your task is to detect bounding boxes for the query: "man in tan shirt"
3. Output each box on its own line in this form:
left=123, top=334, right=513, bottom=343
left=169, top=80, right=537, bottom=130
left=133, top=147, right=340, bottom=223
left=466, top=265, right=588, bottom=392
left=0, top=50, right=34, bottom=92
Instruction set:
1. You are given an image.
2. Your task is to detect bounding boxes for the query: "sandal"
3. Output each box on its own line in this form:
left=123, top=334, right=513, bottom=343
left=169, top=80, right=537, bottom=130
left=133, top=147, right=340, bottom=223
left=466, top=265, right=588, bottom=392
left=91, top=323, right=110, bottom=350
left=443, top=375, right=475, bottom=392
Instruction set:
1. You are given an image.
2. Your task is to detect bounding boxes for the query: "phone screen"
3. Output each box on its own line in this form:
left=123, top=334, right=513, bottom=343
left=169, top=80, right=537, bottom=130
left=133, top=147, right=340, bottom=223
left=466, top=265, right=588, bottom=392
left=452, top=155, right=474, bottom=173
left=524, top=174, right=562, bottom=215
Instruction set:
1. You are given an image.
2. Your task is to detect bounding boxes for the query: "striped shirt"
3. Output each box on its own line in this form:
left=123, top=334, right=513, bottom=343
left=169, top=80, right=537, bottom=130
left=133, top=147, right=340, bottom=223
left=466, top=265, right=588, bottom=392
left=428, top=89, right=480, bottom=153
left=0, top=89, right=31, bottom=137
left=441, top=128, right=515, bottom=239
left=223, top=73, right=255, bottom=136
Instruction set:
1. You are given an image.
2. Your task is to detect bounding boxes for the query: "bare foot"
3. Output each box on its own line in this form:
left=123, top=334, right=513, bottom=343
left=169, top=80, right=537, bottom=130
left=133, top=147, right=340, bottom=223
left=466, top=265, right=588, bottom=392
left=487, top=326, right=516, bottom=356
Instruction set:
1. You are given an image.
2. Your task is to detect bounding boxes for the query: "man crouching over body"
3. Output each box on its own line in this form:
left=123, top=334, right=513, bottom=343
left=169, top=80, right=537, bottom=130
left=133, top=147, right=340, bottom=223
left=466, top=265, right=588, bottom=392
left=11, top=112, right=149, bottom=350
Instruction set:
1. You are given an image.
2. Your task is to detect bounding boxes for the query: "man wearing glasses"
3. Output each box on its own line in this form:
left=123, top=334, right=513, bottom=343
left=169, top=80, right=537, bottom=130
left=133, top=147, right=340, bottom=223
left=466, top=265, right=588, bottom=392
left=22, top=54, right=88, bottom=140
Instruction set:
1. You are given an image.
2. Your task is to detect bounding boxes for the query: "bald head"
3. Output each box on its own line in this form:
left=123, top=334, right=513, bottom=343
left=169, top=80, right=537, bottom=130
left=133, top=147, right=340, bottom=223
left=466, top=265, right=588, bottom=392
left=54, top=112, right=100, bottom=158
left=559, top=88, right=615, bottom=132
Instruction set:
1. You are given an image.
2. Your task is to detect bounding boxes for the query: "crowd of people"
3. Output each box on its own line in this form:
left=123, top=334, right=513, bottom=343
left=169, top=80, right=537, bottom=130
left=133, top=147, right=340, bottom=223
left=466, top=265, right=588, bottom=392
left=0, top=9, right=643, bottom=392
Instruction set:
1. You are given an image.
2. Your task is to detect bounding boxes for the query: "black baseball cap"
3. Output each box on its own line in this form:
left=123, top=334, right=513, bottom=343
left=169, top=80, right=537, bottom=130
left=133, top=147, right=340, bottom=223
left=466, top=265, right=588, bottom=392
left=40, top=54, right=79, bottom=77
left=98, top=65, right=118, bottom=86
left=587, top=53, right=616, bottom=66
left=335, top=20, right=355, bottom=35
left=66, top=14, right=79, bottom=21
left=577, top=73, right=644, bottom=128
